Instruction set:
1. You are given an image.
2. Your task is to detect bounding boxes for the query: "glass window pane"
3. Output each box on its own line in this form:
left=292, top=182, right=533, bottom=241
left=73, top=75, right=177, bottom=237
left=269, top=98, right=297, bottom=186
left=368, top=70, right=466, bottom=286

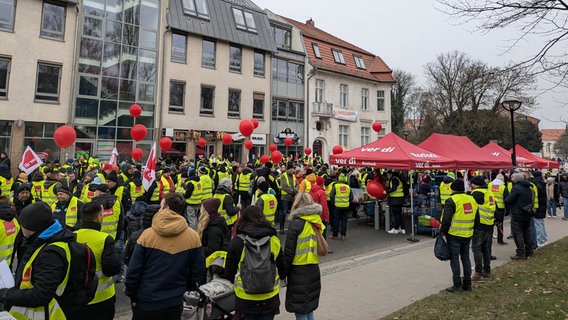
left=182, top=0, right=196, bottom=16
left=254, top=51, right=264, bottom=77
left=244, top=12, right=256, bottom=31
left=228, top=90, right=240, bottom=117
left=253, top=98, right=263, bottom=118
left=102, top=43, right=120, bottom=77
left=83, top=0, right=104, bottom=17
left=123, top=0, right=140, bottom=25
left=75, top=98, right=98, bottom=124
left=195, top=0, right=209, bottom=17
left=120, top=46, right=138, bottom=79
left=105, top=20, right=122, bottom=43
left=79, top=75, right=99, bottom=96
left=80, top=38, right=103, bottom=62
left=101, top=77, right=119, bottom=99
left=138, top=83, right=154, bottom=102
left=229, top=46, right=241, bottom=72
left=232, top=8, right=245, bottom=29
left=200, top=86, right=214, bottom=115
left=106, top=0, right=123, bottom=21
left=36, top=64, right=61, bottom=101
left=41, top=2, right=66, bottom=40
left=171, top=33, right=187, bottom=63
left=119, top=79, right=135, bottom=101
left=140, top=0, right=159, bottom=30
left=0, top=0, right=16, bottom=31
left=169, top=81, right=184, bottom=112
left=140, top=29, right=157, bottom=49
left=202, top=39, right=216, bottom=67
left=138, top=49, right=157, bottom=81
left=99, top=100, right=118, bottom=126
left=122, top=23, right=139, bottom=46
left=0, top=58, right=9, bottom=98
left=83, top=16, right=103, bottom=38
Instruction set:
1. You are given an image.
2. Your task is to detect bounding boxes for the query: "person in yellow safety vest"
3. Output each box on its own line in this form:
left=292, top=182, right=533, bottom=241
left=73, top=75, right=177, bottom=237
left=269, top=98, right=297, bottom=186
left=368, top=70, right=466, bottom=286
left=198, top=166, right=214, bottom=200
left=0, top=164, right=14, bottom=198
left=439, top=172, right=455, bottom=206
left=160, top=167, right=175, bottom=196
left=298, top=169, right=315, bottom=193
left=0, top=202, right=75, bottom=319
left=51, top=186, right=84, bottom=230
left=92, top=184, right=122, bottom=240
left=282, top=193, right=324, bottom=319
left=119, top=163, right=133, bottom=185
left=107, top=171, right=132, bottom=215
left=41, top=167, right=63, bottom=207
left=184, top=169, right=203, bottom=229
left=329, top=174, right=353, bottom=240
left=440, top=179, right=479, bottom=293
left=255, top=181, right=278, bottom=225
left=221, top=206, right=285, bottom=320
left=213, top=178, right=241, bottom=230
left=30, top=171, right=45, bottom=201
left=71, top=202, right=121, bottom=320
left=469, top=176, right=496, bottom=281
left=279, top=163, right=298, bottom=233
left=216, top=163, right=231, bottom=183
left=0, top=199, right=20, bottom=267
left=488, top=173, right=508, bottom=245
left=127, top=171, right=147, bottom=202
left=385, top=169, right=405, bottom=235
left=235, top=165, right=254, bottom=208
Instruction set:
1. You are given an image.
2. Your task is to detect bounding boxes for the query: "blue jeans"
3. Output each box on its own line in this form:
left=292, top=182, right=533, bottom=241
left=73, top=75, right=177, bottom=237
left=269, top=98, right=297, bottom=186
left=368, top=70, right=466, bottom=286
left=547, top=199, right=557, bottom=216
left=471, top=229, right=492, bottom=274
left=115, top=230, right=125, bottom=279
left=322, top=221, right=329, bottom=239
left=446, top=234, right=472, bottom=283
left=242, top=314, right=274, bottom=320
left=564, top=197, right=568, bottom=218
left=278, top=199, right=292, bottom=231
left=295, top=312, right=315, bottom=320
left=533, top=218, right=547, bottom=246
left=333, top=208, right=349, bottom=237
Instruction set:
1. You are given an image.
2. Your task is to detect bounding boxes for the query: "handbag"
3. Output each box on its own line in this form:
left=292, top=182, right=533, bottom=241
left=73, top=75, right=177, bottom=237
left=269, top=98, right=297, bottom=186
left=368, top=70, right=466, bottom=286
left=434, top=233, right=450, bottom=261
left=310, top=223, right=329, bottom=256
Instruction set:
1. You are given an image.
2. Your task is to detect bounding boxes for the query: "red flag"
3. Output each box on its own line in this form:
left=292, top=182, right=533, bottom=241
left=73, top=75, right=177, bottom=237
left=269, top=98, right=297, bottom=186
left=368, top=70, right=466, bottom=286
left=18, top=146, right=43, bottom=174
left=142, top=143, right=156, bottom=190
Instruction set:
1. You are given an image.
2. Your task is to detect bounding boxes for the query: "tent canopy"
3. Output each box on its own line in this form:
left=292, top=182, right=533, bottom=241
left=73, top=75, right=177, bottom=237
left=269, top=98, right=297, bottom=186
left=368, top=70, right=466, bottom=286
left=512, top=144, right=560, bottom=169
left=481, top=142, right=537, bottom=168
left=329, top=132, right=456, bottom=170
left=418, top=133, right=512, bottom=169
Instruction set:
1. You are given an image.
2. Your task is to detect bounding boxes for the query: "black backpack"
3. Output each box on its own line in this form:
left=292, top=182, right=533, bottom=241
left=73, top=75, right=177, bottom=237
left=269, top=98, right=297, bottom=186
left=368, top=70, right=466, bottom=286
left=236, top=234, right=276, bottom=294
left=56, top=241, right=99, bottom=308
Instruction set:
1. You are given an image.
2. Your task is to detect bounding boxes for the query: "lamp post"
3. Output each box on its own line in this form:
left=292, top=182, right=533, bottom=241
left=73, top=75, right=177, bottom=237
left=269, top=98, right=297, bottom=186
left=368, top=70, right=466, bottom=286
left=402, top=130, right=409, bottom=141
left=501, top=100, right=522, bottom=168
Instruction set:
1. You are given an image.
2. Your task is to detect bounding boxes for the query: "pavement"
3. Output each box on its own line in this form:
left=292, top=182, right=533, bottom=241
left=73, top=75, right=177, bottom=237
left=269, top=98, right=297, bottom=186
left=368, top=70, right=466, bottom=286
left=115, top=215, right=568, bottom=320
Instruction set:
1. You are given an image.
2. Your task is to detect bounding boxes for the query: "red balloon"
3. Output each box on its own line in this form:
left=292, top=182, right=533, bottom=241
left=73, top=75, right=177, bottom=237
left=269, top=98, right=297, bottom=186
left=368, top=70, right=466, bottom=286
left=284, top=137, right=293, bottom=146
left=239, top=119, right=254, bottom=137
left=366, top=181, right=387, bottom=200
left=260, top=155, right=270, bottom=164
left=271, top=150, right=283, bottom=164
left=251, top=118, right=259, bottom=129
left=129, top=104, right=142, bottom=118
left=269, top=143, right=277, bottom=152
left=160, top=137, right=172, bottom=150
left=304, top=147, right=312, bottom=155
left=131, top=148, right=143, bottom=161
left=372, top=122, right=383, bottom=132
left=332, top=145, right=343, bottom=155
left=244, top=140, right=253, bottom=150
left=131, top=124, right=147, bottom=141
left=54, top=125, right=77, bottom=148
left=222, top=134, right=233, bottom=145
left=197, top=138, right=207, bottom=148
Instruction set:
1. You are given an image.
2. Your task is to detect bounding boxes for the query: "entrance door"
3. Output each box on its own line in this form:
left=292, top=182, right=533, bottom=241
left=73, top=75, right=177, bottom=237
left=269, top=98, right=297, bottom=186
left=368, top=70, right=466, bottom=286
left=312, top=140, right=323, bottom=158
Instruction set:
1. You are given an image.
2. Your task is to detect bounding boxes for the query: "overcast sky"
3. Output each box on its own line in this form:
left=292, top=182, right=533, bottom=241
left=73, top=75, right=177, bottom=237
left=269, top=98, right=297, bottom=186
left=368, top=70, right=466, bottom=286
left=253, top=0, right=567, bottom=129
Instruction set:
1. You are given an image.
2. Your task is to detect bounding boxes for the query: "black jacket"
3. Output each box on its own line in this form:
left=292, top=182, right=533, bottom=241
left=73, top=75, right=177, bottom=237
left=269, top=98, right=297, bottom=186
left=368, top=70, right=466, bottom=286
left=504, top=180, right=533, bottom=218
left=202, top=215, right=229, bottom=258
left=471, top=187, right=492, bottom=231
left=92, top=193, right=124, bottom=239
left=214, top=185, right=239, bottom=219
left=530, top=176, right=547, bottom=218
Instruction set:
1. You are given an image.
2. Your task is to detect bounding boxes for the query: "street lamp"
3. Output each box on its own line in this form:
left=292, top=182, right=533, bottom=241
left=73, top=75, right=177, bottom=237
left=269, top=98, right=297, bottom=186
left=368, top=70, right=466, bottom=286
left=402, top=130, right=409, bottom=140
left=501, top=100, right=522, bottom=168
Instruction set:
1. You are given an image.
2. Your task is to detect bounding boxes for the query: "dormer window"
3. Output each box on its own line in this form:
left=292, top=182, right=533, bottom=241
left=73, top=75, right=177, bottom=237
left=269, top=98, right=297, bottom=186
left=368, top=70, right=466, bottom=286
left=354, top=55, right=366, bottom=69
left=332, top=49, right=345, bottom=64
left=182, top=0, right=210, bottom=20
left=273, top=26, right=291, bottom=49
left=233, top=7, right=257, bottom=33
left=312, top=43, right=321, bottom=59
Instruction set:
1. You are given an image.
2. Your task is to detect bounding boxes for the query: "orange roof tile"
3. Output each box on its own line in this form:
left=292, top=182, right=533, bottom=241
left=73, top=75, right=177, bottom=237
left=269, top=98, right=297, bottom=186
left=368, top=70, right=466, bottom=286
left=541, top=129, right=566, bottom=141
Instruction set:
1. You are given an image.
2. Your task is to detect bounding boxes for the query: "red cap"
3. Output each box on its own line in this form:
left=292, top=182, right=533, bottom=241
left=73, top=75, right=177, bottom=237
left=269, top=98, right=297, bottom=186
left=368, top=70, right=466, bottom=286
left=102, top=163, right=113, bottom=171
left=316, top=176, right=325, bottom=186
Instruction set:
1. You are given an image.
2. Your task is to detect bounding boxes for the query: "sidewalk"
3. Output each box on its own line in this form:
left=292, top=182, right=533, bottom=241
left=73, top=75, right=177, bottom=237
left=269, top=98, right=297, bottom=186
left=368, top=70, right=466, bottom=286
left=276, top=217, right=568, bottom=320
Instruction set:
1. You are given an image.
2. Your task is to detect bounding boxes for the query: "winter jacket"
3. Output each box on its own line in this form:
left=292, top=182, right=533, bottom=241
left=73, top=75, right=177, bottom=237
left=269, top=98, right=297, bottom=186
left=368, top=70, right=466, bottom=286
left=125, top=201, right=148, bottom=240
left=214, top=185, right=239, bottom=218
left=309, top=184, right=330, bottom=222
left=124, top=204, right=160, bottom=266
left=125, top=209, right=205, bottom=312
left=76, top=220, right=121, bottom=278
left=546, top=178, right=556, bottom=200
left=558, top=177, right=568, bottom=198
left=504, top=180, right=533, bottom=218
left=283, top=203, right=322, bottom=314
left=201, top=215, right=229, bottom=258
left=530, top=176, right=547, bottom=218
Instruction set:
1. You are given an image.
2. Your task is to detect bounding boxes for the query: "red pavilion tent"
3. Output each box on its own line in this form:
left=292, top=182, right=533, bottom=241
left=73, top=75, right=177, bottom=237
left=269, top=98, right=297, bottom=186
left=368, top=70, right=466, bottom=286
left=481, top=141, right=537, bottom=168
left=512, top=144, right=560, bottom=169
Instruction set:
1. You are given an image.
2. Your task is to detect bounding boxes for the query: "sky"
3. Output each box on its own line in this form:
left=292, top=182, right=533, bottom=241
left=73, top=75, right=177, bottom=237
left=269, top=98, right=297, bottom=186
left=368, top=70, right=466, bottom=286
left=253, top=0, right=568, bottom=129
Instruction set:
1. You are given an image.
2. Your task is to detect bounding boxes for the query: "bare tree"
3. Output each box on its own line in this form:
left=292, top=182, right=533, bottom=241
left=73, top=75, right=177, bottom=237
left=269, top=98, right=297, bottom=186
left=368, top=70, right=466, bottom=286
left=391, top=69, right=417, bottom=134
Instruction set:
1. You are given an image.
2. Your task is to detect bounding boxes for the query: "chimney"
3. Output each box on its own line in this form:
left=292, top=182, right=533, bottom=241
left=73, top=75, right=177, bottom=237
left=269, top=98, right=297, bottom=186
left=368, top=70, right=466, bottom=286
left=306, top=18, right=315, bottom=27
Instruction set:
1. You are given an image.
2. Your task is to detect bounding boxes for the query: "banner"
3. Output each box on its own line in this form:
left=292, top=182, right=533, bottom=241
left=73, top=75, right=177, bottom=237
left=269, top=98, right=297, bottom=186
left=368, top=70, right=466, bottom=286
left=18, top=146, right=43, bottom=174
left=108, top=147, right=119, bottom=166
left=142, top=143, right=157, bottom=191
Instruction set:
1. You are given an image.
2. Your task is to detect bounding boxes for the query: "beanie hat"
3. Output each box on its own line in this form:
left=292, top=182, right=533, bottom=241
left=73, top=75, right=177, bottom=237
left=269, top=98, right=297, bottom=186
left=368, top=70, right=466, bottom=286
left=56, top=186, right=73, bottom=197
left=133, top=171, right=141, bottom=179
left=17, top=172, right=28, bottom=182
left=316, top=176, right=325, bottom=186
left=470, top=176, right=486, bottom=187
left=198, top=167, right=207, bottom=175
left=0, top=202, right=15, bottom=221
left=17, top=183, right=31, bottom=194
left=286, top=163, right=294, bottom=170
left=142, top=204, right=161, bottom=228
left=19, top=202, right=53, bottom=232
left=92, top=177, right=103, bottom=185
left=305, top=169, right=313, bottom=176
left=258, top=181, right=270, bottom=193
left=219, top=178, right=232, bottom=188
left=202, top=198, right=221, bottom=214
left=265, top=162, right=273, bottom=169
left=96, top=184, right=110, bottom=193
left=102, top=163, right=113, bottom=171
left=86, top=172, right=95, bottom=179
left=106, top=171, right=118, bottom=182
left=450, top=180, right=465, bottom=192
left=446, top=172, right=455, bottom=179
left=496, top=174, right=505, bottom=182
left=532, top=170, right=542, bottom=178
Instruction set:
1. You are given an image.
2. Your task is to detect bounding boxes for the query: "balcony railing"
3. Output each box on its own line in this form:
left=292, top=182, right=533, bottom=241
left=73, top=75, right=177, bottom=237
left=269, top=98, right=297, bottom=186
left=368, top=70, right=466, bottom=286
left=312, top=102, right=333, bottom=117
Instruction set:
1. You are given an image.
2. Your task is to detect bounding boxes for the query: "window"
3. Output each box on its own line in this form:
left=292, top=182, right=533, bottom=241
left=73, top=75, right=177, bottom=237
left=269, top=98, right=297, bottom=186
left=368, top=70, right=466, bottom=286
left=171, top=33, right=187, bottom=63
left=271, top=99, right=304, bottom=122
left=332, top=49, right=345, bottom=64
left=35, top=62, right=61, bottom=102
left=361, top=88, right=369, bottom=110
left=169, top=81, right=185, bottom=113
left=254, top=51, right=265, bottom=77
left=0, top=57, right=10, bottom=98
left=200, top=85, right=214, bottom=115
left=354, top=55, right=366, bottom=69
left=377, top=90, right=385, bottom=111
left=273, top=26, right=291, bottom=49
left=182, top=0, right=209, bottom=19
left=361, top=127, right=370, bottom=146
left=312, top=43, right=321, bottom=59
left=41, top=1, right=66, bottom=40
left=201, top=39, right=216, bottom=68
left=232, top=7, right=256, bottom=33
left=271, top=58, right=304, bottom=84
left=24, top=122, right=61, bottom=162
left=340, top=84, right=348, bottom=107
left=229, top=45, right=242, bottom=72
left=0, top=0, right=16, bottom=32
left=228, top=89, right=240, bottom=118
left=378, top=128, right=386, bottom=136
left=253, top=92, right=264, bottom=119
left=315, top=79, right=324, bottom=103
left=339, top=125, right=349, bottom=147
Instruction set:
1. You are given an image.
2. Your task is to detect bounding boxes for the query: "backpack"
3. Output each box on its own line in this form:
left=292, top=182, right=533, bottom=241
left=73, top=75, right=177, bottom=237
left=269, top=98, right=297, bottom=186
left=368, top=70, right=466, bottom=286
left=125, top=201, right=148, bottom=240
left=236, top=234, right=276, bottom=294
left=56, top=241, right=99, bottom=308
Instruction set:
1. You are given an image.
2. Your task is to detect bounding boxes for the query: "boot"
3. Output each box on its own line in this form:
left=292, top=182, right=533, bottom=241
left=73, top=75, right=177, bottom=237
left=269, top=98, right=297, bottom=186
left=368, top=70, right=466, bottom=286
left=462, top=279, right=472, bottom=292
left=471, top=272, right=483, bottom=281
left=446, top=278, right=463, bottom=293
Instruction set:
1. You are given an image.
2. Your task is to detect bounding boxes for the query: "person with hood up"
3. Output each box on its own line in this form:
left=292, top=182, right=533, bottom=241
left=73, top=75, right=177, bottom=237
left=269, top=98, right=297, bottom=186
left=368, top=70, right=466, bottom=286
left=310, top=176, right=330, bottom=240
left=221, top=206, right=285, bottom=320
left=282, top=193, right=324, bottom=320
left=51, top=185, right=84, bottom=229
left=546, top=175, right=557, bottom=218
left=13, top=183, right=34, bottom=216
left=127, top=171, right=146, bottom=202
left=119, top=163, right=133, bottom=185
left=0, top=152, right=11, bottom=171
left=213, top=178, right=241, bottom=232
left=0, top=202, right=75, bottom=319
left=12, top=172, right=28, bottom=196
left=504, top=173, right=535, bottom=260
left=124, top=204, right=160, bottom=266
left=125, top=193, right=205, bottom=319
left=0, top=164, right=13, bottom=198
left=488, top=173, right=508, bottom=245
left=0, top=198, right=20, bottom=266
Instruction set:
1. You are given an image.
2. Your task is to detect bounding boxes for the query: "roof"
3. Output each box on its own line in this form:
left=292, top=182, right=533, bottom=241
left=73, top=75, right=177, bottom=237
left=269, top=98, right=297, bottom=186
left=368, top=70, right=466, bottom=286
left=541, top=129, right=565, bottom=141
left=282, top=17, right=395, bottom=83
left=167, top=0, right=277, bottom=52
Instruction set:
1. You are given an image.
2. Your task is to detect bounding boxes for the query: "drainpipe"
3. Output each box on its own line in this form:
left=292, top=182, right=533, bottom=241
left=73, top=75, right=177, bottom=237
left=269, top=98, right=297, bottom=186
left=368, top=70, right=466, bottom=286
left=158, top=24, right=171, bottom=156
left=67, top=4, right=81, bottom=159
left=305, top=66, right=317, bottom=152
